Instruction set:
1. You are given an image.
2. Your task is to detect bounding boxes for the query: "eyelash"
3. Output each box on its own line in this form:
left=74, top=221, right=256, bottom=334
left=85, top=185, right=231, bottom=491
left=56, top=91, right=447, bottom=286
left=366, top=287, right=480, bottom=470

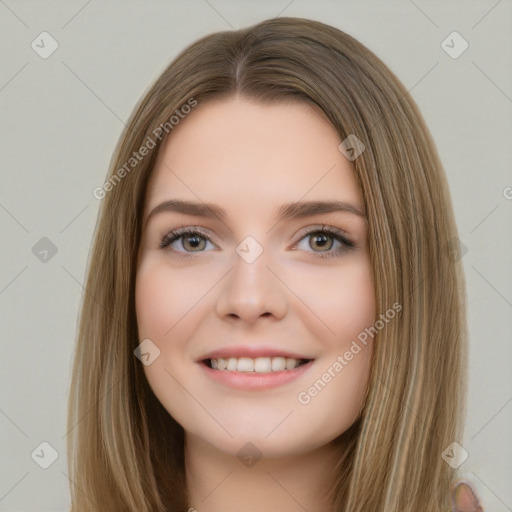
left=159, top=224, right=355, bottom=260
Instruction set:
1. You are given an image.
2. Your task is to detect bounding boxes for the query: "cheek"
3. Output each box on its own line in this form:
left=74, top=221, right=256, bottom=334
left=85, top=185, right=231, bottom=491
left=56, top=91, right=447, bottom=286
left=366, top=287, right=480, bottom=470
left=135, top=262, right=204, bottom=423
left=332, top=263, right=376, bottom=341
left=298, top=346, right=373, bottom=446
left=135, top=266, right=172, bottom=338
left=135, top=259, right=214, bottom=370
left=297, top=256, right=376, bottom=348
left=135, top=260, right=201, bottom=339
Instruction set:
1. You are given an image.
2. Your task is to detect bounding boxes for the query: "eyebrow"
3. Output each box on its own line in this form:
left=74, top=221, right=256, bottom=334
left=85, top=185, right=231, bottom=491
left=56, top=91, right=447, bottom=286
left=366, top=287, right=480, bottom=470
left=144, top=199, right=366, bottom=227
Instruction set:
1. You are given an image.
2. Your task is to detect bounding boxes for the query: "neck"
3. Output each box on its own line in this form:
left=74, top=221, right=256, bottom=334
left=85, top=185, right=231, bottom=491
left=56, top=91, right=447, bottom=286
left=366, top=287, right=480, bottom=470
left=184, top=434, right=347, bottom=512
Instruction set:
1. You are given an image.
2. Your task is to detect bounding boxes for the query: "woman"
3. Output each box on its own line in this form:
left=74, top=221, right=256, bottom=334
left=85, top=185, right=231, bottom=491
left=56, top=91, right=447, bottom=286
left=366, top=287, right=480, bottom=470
left=67, top=17, right=482, bottom=511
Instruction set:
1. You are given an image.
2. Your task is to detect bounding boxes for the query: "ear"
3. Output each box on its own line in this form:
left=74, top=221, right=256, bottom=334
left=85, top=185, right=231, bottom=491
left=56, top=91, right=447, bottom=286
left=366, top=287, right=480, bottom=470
left=451, top=481, right=483, bottom=512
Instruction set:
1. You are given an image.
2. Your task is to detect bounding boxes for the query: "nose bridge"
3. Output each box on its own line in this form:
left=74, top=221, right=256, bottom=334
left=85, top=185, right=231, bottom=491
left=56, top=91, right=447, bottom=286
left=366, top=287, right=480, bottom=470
left=215, top=236, right=287, bottom=322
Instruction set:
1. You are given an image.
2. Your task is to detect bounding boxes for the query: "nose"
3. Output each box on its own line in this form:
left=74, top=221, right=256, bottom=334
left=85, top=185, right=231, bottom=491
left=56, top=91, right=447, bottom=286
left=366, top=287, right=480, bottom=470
left=214, top=246, right=288, bottom=324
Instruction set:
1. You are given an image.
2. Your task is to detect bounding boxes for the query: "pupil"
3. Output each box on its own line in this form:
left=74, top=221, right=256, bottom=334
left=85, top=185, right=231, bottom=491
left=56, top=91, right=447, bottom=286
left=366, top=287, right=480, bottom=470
left=313, top=234, right=332, bottom=250
left=185, top=235, right=203, bottom=250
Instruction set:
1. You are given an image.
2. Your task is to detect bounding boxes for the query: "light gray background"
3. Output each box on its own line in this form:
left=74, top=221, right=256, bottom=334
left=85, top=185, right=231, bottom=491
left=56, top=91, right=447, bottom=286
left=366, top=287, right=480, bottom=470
left=1, top=1, right=511, bottom=510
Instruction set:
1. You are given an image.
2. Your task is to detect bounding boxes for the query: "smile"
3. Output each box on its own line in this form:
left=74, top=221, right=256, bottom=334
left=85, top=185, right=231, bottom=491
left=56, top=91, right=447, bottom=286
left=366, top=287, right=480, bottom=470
left=206, top=356, right=311, bottom=372
left=199, top=357, right=315, bottom=391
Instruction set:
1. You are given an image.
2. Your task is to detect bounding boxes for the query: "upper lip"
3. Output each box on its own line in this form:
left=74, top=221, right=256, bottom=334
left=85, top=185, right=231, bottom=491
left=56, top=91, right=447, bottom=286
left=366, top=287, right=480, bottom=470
left=198, top=345, right=314, bottom=362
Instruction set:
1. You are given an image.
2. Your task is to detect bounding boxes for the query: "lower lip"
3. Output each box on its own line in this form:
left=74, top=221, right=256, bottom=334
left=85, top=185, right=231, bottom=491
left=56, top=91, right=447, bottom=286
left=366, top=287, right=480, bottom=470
left=199, top=360, right=315, bottom=390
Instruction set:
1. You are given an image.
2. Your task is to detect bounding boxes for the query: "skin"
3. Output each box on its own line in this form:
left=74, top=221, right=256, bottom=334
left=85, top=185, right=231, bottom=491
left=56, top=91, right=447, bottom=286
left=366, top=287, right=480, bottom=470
left=135, top=96, right=378, bottom=511
left=451, top=481, right=484, bottom=511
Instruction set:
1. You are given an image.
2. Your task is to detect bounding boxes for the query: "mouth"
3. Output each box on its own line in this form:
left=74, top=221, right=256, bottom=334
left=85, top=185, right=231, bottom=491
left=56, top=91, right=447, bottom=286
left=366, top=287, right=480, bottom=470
left=199, top=356, right=315, bottom=390
left=201, top=356, right=314, bottom=373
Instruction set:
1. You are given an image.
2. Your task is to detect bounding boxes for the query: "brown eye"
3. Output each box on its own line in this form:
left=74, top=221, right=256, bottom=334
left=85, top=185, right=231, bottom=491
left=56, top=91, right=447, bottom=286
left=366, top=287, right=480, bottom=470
left=159, top=227, right=214, bottom=254
left=295, top=226, right=355, bottom=259
left=159, top=225, right=355, bottom=260
left=181, top=234, right=207, bottom=252
left=308, top=232, right=334, bottom=252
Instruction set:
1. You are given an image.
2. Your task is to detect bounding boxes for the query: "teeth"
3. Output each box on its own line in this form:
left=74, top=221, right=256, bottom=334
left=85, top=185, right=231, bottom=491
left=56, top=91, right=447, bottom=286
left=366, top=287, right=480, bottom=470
left=209, top=356, right=306, bottom=372
left=271, top=357, right=286, bottom=371
left=286, top=358, right=298, bottom=370
left=237, top=357, right=254, bottom=372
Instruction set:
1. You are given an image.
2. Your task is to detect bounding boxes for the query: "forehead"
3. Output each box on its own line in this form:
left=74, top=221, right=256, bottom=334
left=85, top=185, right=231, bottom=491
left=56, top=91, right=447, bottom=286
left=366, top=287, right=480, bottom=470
left=144, top=96, right=363, bottom=215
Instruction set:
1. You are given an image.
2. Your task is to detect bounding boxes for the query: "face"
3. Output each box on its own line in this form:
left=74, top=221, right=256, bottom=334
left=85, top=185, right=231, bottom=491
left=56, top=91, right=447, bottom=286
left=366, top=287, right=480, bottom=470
left=136, top=96, right=376, bottom=459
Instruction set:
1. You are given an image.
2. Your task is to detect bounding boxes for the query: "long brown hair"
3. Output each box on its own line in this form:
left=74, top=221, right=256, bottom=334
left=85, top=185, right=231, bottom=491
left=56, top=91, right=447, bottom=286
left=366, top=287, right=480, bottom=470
left=67, top=17, right=468, bottom=511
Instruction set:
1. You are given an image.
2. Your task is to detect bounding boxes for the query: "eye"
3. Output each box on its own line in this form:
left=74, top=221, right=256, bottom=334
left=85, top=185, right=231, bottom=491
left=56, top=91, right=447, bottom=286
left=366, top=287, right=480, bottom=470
left=159, top=224, right=355, bottom=259
left=159, top=226, right=215, bottom=255
left=295, top=225, right=355, bottom=259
